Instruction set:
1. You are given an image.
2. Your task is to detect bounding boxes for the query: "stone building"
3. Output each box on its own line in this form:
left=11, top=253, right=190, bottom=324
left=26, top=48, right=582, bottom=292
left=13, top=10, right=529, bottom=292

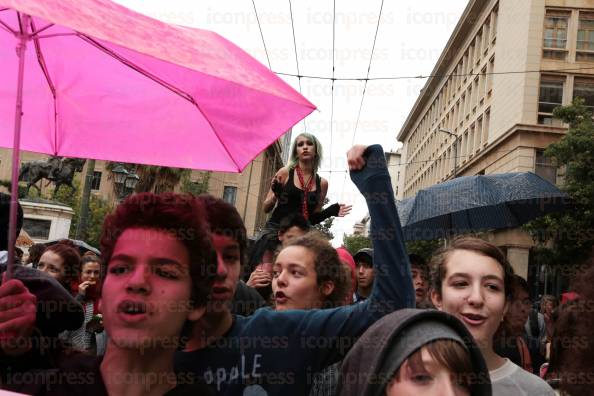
left=397, top=0, right=593, bottom=292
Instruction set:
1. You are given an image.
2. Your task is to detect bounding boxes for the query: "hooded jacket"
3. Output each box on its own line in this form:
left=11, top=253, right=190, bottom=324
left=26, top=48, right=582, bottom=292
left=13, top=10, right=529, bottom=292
left=337, top=309, right=492, bottom=396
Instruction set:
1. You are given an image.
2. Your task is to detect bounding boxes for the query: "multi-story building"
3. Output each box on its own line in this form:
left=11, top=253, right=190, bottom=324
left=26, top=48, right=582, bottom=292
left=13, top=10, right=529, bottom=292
left=0, top=134, right=285, bottom=238
left=397, top=0, right=593, bottom=292
left=385, top=149, right=404, bottom=200
left=351, top=149, right=403, bottom=237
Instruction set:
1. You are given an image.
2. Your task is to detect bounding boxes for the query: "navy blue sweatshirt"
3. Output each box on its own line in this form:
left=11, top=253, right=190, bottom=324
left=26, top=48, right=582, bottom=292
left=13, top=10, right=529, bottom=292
left=174, top=144, right=414, bottom=395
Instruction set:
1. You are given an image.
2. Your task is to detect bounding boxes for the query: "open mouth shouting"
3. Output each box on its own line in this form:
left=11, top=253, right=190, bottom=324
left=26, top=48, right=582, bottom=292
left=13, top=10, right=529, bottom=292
left=275, top=291, right=289, bottom=304
left=117, top=300, right=149, bottom=323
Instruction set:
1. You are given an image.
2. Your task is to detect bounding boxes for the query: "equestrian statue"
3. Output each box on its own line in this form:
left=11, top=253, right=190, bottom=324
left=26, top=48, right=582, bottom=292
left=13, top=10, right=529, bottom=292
left=19, top=156, right=86, bottom=197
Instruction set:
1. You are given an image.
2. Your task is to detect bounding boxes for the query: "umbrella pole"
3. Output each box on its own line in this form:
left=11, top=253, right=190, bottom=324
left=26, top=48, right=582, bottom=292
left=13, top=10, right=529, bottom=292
left=6, top=14, right=30, bottom=280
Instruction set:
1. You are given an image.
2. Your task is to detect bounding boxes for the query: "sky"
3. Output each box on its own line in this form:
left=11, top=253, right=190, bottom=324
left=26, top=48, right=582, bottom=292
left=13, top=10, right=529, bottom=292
left=114, top=0, right=469, bottom=244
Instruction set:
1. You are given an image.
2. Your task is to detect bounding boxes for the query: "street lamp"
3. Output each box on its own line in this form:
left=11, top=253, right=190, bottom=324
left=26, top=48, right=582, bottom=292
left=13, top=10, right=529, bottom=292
left=438, top=129, right=459, bottom=179
left=124, top=171, right=139, bottom=196
left=111, top=164, right=129, bottom=185
left=111, top=164, right=139, bottom=200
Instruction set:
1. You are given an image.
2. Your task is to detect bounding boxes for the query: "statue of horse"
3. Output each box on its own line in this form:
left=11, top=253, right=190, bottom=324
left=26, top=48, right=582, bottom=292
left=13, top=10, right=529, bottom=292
left=19, top=157, right=86, bottom=197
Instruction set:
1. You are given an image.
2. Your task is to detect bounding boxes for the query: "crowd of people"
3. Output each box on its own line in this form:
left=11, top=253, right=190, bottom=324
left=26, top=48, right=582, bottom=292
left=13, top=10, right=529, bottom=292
left=0, top=138, right=592, bottom=396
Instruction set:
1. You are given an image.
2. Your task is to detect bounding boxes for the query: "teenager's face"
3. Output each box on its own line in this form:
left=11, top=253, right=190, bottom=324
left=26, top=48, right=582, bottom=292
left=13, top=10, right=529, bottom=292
left=272, top=246, right=329, bottom=310
left=431, top=250, right=507, bottom=349
left=210, top=234, right=241, bottom=306
left=411, top=267, right=429, bottom=304
left=507, top=287, right=531, bottom=331
left=295, top=135, right=316, bottom=161
left=357, top=260, right=375, bottom=289
left=38, top=251, right=66, bottom=282
left=81, top=261, right=101, bottom=283
left=101, top=228, right=203, bottom=350
left=385, top=347, right=470, bottom=396
left=278, top=226, right=307, bottom=247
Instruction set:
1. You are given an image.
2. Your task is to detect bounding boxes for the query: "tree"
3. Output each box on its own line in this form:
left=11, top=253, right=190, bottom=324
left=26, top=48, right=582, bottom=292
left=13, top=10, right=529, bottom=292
left=342, top=234, right=371, bottom=255
left=523, top=98, right=594, bottom=267
left=314, top=217, right=334, bottom=240
left=51, top=179, right=112, bottom=248
left=405, top=239, right=442, bottom=262
left=180, top=171, right=211, bottom=196
left=134, top=165, right=190, bottom=194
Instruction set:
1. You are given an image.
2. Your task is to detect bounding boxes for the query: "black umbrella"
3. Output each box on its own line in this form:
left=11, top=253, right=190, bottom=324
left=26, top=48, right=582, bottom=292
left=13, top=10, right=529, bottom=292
left=396, top=172, right=570, bottom=241
left=45, top=238, right=100, bottom=256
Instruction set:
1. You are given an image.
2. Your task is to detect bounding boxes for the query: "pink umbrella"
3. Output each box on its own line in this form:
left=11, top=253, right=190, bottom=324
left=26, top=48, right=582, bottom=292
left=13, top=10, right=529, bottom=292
left=0, top=0, right=315, bottom=275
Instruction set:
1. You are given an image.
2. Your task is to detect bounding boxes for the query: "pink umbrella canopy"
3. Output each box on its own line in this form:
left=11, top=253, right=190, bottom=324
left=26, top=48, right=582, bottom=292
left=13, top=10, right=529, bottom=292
left=0, top=0, right=315, bottom=275
left=0, top=0, right=315, bottom=172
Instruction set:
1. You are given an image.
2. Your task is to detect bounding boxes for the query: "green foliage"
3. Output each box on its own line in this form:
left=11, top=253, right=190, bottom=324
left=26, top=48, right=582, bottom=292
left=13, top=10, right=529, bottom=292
left=43, top=179, right=111, bottom=248
left=405, top=239, right=442, bottom=262
left=314, top=217, right=334, bottom=240
left=82, top=195, right=113, bottom=248
left=180, top=172, right=211, bottom=196
left=0, top=179, right=28, bottom=198
left=523, top=98, right=594, bottom=265
left=135, top=165, right=190, bottom=193
left=313, top=198, right=334, bottom=240
left=343, top=234, right=371, bottom=255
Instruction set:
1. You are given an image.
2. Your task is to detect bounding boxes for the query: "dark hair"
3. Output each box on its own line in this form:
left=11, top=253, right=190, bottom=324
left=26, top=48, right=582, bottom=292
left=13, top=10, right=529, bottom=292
left=45, top=240, right=81, bottom=286
left=392, top=340, right=473, bottom=393
left=284, top=233, right=349, bottom=307
left=409, top=253, right=429, bottom=280
left=279, top=213, right=310, bottom=234
left=100, top=193, right=216, bottom=308
left=511, top=274, right=529, bottom=297
left=80, top=254, right=101, bottom=271
left=197, top=194, right=247, bottom=267
left=0, top=193, right=23, bottom=251
left=26, top=243, right=46, bottom=266
left=430, top=237, right=515, bottom=301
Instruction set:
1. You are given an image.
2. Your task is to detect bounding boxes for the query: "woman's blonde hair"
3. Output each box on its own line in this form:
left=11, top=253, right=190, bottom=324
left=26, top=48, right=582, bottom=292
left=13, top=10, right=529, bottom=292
left=287, top=132, right=323, bottom=171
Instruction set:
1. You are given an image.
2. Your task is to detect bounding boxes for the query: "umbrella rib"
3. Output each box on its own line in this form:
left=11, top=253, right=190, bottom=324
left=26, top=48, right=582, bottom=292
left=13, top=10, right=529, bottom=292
left=77, top=33, right=242, bottom=170
left=30, top=19, right=58, bottom=154
left=77, top=33, right=195, bottom=104
left=0, top=18, right=16, bottom=34
left=30, top=23, right=54, bottom=36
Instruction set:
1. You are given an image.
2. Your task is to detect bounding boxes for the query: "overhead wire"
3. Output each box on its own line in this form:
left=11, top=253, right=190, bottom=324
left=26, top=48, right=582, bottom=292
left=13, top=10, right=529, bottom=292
left=328, top=0, right=336, bottom=176
left=340, top=0, right=384, bottom=199
left=288, top=0, right=306, bottom=132
left=251, top=0, right=271, bottom=69
left=273, top=65, right=594, bottom=81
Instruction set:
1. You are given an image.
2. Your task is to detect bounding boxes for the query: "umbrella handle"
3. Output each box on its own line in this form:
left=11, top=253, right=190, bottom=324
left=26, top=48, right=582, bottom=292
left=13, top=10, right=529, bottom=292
left=5, top=14, right=30, bottom=281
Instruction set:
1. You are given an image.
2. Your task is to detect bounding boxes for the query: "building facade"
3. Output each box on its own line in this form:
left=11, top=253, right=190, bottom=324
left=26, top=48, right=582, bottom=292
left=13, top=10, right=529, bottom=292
left=397, top=0, right=593, bottom=293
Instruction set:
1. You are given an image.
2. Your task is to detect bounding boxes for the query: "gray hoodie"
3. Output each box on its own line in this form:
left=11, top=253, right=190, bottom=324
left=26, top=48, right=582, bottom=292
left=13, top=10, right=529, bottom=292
left=337, top=309, right=492, bottom=396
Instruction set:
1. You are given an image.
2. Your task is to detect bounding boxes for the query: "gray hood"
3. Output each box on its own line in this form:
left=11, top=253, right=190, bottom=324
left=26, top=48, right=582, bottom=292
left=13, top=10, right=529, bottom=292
left=337, top=308, right=491, bottom=396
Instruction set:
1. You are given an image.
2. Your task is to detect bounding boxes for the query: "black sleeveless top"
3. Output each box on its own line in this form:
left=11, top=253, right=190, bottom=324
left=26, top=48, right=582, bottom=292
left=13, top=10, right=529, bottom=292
left=269, top=168, right=321, bottom=224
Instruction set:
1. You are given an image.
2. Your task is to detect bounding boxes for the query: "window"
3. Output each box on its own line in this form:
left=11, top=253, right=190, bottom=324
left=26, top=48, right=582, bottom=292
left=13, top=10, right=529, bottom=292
left=223, top=186, right=237, bottom=205
left=483, top=109, right=490, bottom=146
left=538, top=77, right=564, bottom=124
left=577, top=12, right=594, bottom=61
left=573, top=79, right=594, bottom=114
left=91, top=171, right=102, bottom=190
left=535, top=150, right=557, bottom=185
left=23, top=218, right=51, bottom=239
left=543, top=10, right=569, bottom=60
left=483, top=17, right=491, bottom=53
left=486, top=57, right=495, bottom=95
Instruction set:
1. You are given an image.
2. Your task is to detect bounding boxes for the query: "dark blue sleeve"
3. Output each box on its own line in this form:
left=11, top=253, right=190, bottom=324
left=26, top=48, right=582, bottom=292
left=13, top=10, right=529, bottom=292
left=259, top=144, right=414, bottom=371
left=351, top=144, right=415, bottom=311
